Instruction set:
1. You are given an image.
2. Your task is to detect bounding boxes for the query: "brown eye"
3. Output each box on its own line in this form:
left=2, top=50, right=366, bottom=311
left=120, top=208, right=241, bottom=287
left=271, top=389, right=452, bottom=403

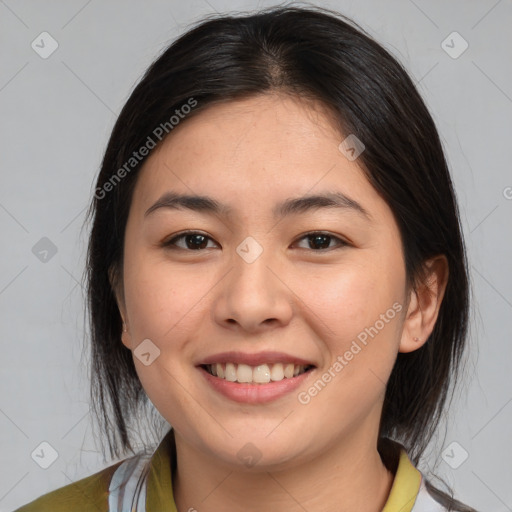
left=294, top=232, right=347, bottom=251
left=163, top=231, right=218, bottom=250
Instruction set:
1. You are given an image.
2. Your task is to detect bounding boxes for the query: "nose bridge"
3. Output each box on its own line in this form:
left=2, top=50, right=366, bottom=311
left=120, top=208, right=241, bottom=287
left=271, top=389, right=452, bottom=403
left=212, top=235, right=293, bottom=330
left=230, top=236, right=277, bottom=298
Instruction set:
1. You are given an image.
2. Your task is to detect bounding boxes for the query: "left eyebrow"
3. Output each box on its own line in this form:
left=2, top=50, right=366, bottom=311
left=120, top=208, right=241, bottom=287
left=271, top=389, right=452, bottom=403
left=144, top=191, right=371, bottom=221
left=273, top=191, right=371, bottom=220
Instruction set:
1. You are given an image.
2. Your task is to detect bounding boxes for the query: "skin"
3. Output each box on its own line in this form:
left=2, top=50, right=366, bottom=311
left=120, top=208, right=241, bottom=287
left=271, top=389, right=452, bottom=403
left=114, top=93, right=448, bottom=512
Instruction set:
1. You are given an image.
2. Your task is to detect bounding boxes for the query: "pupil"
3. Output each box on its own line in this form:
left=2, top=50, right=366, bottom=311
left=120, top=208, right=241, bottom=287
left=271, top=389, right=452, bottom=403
left=310, top=234, right=330, bottom=249
left=187, top=234, right=207, bottom=249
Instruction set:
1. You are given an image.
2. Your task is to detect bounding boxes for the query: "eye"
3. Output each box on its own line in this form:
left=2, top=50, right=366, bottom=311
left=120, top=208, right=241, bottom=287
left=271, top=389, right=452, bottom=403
left=293, top=232, right=348, bottom=251
left=162, top=230, right=348, bottom=252
left=162, top=231, right=219, bottom=251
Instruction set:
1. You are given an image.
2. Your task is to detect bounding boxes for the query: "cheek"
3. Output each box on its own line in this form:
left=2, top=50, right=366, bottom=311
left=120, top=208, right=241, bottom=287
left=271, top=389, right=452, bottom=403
left=121, top=252, right=209, bottom=417
left=293, top=256, right=406, bottom=398
left=123, top=250, right=214, bottom=342
left=295, top=260, right=403, bottom=340
left=292, top=267, right=404, bottom=417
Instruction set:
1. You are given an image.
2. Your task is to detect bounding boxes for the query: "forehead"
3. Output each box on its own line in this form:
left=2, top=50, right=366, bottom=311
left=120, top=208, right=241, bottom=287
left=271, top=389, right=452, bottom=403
left=130, top=94, right=387, bottom=221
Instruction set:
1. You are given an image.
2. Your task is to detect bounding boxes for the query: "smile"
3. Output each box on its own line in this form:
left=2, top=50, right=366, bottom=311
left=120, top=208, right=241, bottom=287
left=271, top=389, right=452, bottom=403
left=202, top=362, right=313, bottom=384
left=197, top=351, right=317, bottom=403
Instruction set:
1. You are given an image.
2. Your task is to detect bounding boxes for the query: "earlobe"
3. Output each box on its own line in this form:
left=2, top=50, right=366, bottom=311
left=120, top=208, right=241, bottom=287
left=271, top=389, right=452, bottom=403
left=121, top=321, right=133, bottom=350
left=399, top=255, right=449, bottom=353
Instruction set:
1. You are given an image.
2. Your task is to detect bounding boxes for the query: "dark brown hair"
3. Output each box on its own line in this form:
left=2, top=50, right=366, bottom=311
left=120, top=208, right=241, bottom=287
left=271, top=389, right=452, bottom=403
left=84, top=5, right=475, bottom=510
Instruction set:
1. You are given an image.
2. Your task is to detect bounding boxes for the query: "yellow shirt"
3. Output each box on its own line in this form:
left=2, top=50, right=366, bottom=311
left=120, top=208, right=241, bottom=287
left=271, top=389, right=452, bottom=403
left=13, top=429, right=445, bottom=511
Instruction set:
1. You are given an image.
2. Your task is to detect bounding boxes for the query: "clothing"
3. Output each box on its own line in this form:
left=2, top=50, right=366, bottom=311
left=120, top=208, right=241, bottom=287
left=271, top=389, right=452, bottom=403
left=14, top=429, right=446, bottom=512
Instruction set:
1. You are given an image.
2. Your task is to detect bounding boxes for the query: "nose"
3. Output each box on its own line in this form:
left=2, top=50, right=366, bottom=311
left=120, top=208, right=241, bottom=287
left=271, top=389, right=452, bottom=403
left=212, top=248, right=294, bottom=334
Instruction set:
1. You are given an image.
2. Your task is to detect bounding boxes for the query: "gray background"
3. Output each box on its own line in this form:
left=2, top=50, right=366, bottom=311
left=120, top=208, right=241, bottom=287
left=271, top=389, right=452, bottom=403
left=1, top=0, right=511, bottom=510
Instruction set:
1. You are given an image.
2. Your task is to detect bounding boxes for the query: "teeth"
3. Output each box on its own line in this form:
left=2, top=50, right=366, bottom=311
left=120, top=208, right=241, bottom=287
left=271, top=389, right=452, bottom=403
left=253, top=364, right=271, bottom=383
left=237, top=364, right=253, bottom=383
left=225, top=362, right=237, bottom=382
left=270, top=363, right=284, bottom=381
left=284, top=363, right=295, bottom=378
left=205, top=362, right=311, bottom=384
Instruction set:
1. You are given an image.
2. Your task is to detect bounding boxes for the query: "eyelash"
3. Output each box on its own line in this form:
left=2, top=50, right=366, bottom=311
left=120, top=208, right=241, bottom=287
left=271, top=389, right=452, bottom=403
left=162, top=230, right=349, bottom=252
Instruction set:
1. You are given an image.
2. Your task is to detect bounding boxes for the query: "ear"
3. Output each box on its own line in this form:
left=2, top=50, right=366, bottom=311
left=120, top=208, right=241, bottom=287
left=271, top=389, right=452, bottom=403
left=399, top=255, right=449, bottom=353
left=108, top=264, right=132, bottom=350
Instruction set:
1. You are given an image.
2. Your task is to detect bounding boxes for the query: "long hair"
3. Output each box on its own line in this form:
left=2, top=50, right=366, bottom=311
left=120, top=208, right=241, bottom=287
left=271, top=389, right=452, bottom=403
left=84, top=6, right=473, bottom=510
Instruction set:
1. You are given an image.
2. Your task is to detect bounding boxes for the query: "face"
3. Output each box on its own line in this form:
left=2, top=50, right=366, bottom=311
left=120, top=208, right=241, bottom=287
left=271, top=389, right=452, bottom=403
left=117, top=93, right=410, bottom=470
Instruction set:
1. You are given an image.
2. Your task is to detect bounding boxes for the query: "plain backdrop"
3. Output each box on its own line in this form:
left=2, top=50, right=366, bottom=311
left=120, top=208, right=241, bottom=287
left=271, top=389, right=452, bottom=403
left=1, top=0, right=511, bottom=510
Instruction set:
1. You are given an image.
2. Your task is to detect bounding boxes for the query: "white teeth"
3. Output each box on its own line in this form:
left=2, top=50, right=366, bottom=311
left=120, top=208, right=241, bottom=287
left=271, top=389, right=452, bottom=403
left=225, top=362, right=237, bottom=382
left=237, top=364, right=253, bottom=383
left=270, top=363, right=284, bottom=381
left=205, top=362, right=311, bottom=384
left=284, top=363, right=295, bottom=378
left=253, top=364, right=271, bottom=383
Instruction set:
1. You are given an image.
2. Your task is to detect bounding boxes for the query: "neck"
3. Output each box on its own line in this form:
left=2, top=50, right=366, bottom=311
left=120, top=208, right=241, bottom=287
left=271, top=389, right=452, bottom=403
left=172, top=428, right=395, bottom=512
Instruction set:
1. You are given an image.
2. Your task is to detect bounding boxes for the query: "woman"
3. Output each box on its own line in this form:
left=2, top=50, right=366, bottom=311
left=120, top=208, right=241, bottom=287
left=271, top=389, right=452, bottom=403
left=15, top=5, right=477, bottom=511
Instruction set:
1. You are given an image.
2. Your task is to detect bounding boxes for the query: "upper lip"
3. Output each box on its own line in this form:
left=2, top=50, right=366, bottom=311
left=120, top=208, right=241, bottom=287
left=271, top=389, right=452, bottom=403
left=197, top=351, right=316, bottom=367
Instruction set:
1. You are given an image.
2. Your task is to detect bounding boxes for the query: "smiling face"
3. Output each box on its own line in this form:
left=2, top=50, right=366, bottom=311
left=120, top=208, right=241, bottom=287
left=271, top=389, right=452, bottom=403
left=114, top=93, right=416, bottom=470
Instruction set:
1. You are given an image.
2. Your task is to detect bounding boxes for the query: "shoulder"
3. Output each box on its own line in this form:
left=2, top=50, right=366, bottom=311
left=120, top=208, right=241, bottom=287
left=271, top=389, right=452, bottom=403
left=12, top=459, right=124, bottom=512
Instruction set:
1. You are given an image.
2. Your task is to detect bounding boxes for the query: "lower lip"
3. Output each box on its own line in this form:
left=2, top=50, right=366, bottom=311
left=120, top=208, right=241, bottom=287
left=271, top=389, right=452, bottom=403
left=198, top=366, right=314, bottom=404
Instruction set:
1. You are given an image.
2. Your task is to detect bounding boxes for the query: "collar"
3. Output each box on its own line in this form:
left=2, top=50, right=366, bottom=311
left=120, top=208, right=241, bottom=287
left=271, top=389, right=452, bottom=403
left=146, top=429, right=177, bottom=511
left=146, top=430, right=422, bottom=511
left=382, top=445, right=423, bottom=512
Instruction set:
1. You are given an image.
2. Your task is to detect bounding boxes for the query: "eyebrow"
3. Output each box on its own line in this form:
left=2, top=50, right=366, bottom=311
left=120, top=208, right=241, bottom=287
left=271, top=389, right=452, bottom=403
left=144, top=191, right=371, bottom=220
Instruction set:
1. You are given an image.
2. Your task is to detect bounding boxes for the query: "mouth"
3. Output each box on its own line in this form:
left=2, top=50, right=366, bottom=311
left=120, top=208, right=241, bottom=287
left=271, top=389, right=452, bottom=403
left=200, top=362, right=315, bottom=384
left=196, top=351, right=317, bottom=403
